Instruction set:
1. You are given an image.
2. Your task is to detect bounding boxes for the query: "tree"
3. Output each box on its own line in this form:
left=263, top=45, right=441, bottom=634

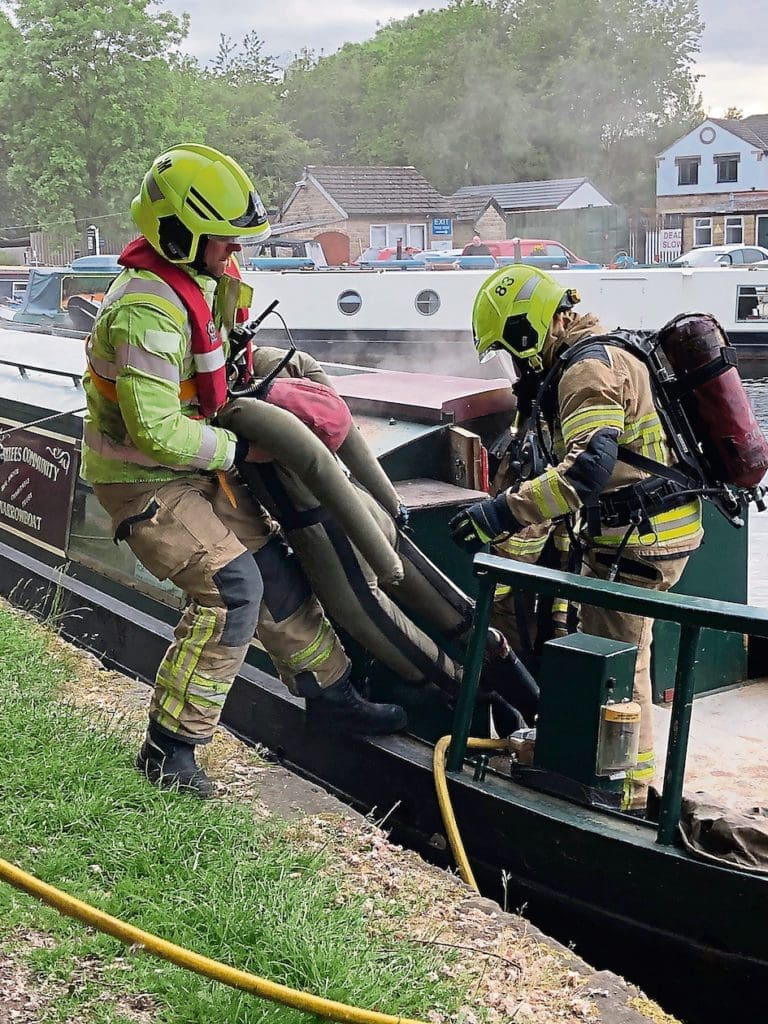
left=207, top=31, right=279, bottom=84
left=192, top=36, right=324, bottom=207
left=722, top=106, right=743, bottom=120
left=280, top=0, right=704, bottom=205
left=0, top=0, right=193, bottom=233
left=189, top=73, right=324, bottom=206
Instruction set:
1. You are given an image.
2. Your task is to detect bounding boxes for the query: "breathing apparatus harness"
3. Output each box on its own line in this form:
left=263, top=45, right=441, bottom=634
left=532, top=325, right=766, bottom=569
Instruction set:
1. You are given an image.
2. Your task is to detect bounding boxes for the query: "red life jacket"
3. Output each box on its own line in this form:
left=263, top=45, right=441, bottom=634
left=118, top=237, right=249, bottom=417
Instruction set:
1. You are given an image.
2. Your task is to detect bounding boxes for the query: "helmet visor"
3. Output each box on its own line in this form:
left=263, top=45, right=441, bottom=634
left=478, top=343, right=502, bottom=364
left=231, top=190, right=269, bottom=229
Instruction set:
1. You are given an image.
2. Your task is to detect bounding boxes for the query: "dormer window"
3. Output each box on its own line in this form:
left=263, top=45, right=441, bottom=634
left=676, top=157, right=700, bottom=186
left=715, top=154, right=739, bottom=183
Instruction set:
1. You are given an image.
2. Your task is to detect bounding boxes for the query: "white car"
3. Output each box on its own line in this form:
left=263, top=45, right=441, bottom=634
left=669, top=244, right=768, bottom=267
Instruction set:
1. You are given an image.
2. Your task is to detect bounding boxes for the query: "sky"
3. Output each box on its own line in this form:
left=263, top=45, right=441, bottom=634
left=164, top=0, right=767, bottom=120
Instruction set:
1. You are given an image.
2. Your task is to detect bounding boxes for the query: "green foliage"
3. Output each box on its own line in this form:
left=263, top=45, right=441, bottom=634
left=0, top=0, right=706, bottom=237
left=207, top=30, right=279, bottom=84
left=280, top=0, right=704, bottom=205
left=0, top=608, right=464, bottom=1023
left=0, top=0, right=192, bottom=230
left=0, top=249, right=23, bottom=264
left=189, top=67, right=324, bottom=207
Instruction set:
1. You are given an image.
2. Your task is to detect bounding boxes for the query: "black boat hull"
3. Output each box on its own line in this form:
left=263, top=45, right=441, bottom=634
left=1, top=539, right=764, bottom=1024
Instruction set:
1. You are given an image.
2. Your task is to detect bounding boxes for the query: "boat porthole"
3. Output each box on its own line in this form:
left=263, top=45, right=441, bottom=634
left=415, top=289, right=441, bottom=316
left=337, top=290, right=362, bottom=315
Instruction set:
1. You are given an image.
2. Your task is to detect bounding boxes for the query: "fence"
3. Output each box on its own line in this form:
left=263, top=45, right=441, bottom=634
left=28, top=228, right=134, bottom=266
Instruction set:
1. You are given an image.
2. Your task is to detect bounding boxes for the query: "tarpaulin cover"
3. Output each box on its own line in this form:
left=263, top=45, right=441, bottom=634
left=679, top=793, right=768, bottom=874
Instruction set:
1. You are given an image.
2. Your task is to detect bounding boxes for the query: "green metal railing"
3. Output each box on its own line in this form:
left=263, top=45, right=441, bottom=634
left=448, top=554, right=768, bottom=846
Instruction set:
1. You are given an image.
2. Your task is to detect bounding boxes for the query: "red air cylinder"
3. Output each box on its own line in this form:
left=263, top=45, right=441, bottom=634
left=657, top=313, right=768, bottom=488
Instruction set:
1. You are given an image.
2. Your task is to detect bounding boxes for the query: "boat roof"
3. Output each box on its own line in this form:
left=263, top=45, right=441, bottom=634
left=0, top=329, right=86, bottom=415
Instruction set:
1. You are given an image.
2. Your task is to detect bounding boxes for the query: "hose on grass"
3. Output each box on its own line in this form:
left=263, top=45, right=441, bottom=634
left=0, top=855, right=427, bottom=1024
left=433, top=735, right=512, bottom=892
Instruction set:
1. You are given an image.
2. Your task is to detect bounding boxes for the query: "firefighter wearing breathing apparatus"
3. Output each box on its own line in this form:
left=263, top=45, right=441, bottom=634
left=81, top=144, right=406, bottom=797
left=450, top=265, right=706, bottom=813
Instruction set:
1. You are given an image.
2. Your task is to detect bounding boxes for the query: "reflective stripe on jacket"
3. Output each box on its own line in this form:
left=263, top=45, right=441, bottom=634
left=81, top=267, right=247, bottom=484
left=506, top=340, right=703, bottom=548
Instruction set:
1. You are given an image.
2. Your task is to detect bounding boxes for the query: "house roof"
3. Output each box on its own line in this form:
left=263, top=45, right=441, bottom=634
left=711, top=115, right=768, bottom=149
left=450, top=177, right=600, bottom=212
left=302, top=165, right=451, bottom=216
left=450, top=194, right=504, bottom=220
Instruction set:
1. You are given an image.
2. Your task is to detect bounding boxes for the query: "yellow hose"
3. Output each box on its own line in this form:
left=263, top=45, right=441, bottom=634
left=0, top=855, right=426, bottom=1024
left=433, top=736, right=511, bottom=892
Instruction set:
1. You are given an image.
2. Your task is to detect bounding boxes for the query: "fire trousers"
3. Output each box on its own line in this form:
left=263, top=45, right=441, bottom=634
left=93, top=473, right=349, bottom=743
left=581, top=538, right=699, bottom=810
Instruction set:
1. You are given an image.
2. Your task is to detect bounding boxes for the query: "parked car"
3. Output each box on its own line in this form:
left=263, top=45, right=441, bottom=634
left=669, top=244, right=768, bottom=268
left=462, top=238, right=593, bottom=267
left=244, top=238, right=327, bottom=268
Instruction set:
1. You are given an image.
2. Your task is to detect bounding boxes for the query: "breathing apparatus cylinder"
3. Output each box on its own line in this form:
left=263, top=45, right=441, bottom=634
left=656, top=313, right=768, bottom=489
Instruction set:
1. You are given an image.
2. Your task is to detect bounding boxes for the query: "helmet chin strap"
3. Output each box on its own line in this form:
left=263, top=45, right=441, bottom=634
left=190, top=235, right=212, bottom=275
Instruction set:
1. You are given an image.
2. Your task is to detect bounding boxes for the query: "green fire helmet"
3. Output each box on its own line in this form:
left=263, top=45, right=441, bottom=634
left=131, top=143, right=271, bottom=264
left=471, top=265, right=579, bottom=371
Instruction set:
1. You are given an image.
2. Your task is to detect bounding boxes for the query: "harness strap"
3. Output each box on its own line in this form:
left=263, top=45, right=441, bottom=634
left=672, top=347, right=738, bottom=397
left=616, top=445, right=699, bottom=488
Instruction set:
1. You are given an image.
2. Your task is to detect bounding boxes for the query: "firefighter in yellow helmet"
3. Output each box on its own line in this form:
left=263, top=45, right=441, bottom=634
left=82, top=145, right=406, bottom=796
left=450, top=265, right=704, bottom=814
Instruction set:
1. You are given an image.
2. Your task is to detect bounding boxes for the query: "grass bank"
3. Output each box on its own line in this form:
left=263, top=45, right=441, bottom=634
left=0, top=605, right=680, bottom=1024
left=0, top=607, right=464, bottom=1023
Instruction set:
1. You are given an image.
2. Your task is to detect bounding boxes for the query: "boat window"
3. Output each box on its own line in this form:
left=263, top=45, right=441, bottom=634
left=736, top=284, right=768, bottom=322
left=415, top=289, right=441, bottom=316
left=60, top=274, right=113, bottom=311
left=337, top=290, right=362, bottom=316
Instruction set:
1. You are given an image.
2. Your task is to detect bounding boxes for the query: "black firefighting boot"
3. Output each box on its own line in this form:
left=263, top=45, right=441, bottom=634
left=136, top=721, right=215, bottom=798
left=306, top=671, right=407, bottom=735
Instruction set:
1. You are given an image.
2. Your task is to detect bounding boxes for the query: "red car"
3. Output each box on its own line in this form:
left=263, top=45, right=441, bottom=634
left=462, top=238, right=591, bottom=266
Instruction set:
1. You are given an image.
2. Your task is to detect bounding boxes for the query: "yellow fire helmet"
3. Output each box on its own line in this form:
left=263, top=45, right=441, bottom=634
left=131, top=143, right=271, bottom=264
left=471, top=265, right=579, bottom=371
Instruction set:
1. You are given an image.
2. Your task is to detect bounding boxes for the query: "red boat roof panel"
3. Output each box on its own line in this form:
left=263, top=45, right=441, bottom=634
left=334, top=371, right=514, bottom=424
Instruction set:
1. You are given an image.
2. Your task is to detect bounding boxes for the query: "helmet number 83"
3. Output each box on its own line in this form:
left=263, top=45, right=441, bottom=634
left=494, top=276, right=516, bottom=297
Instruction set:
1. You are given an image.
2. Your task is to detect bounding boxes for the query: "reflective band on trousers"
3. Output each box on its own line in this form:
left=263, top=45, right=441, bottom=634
left=591, top=499, right=702, bottom=546
left=622, top=749, right=655, bottom=810
left=154, top=608, right=231, bottom=733
left=285, top=619, right=337, bottom=673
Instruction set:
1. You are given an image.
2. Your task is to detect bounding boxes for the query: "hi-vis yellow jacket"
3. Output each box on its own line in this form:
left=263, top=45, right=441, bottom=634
left=81, top=267, right=251, bottom=485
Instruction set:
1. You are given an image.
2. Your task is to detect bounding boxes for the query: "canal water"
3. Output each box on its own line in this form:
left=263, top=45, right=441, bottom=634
left=743, top=376, right=768, bottom=606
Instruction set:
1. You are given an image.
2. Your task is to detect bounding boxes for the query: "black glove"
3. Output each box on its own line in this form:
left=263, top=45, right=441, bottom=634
left=449, top=492, right=519, bottom=554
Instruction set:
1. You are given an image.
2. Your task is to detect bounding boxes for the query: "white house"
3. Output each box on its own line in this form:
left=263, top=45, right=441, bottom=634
left=656, top=116, right=768, bottom=252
